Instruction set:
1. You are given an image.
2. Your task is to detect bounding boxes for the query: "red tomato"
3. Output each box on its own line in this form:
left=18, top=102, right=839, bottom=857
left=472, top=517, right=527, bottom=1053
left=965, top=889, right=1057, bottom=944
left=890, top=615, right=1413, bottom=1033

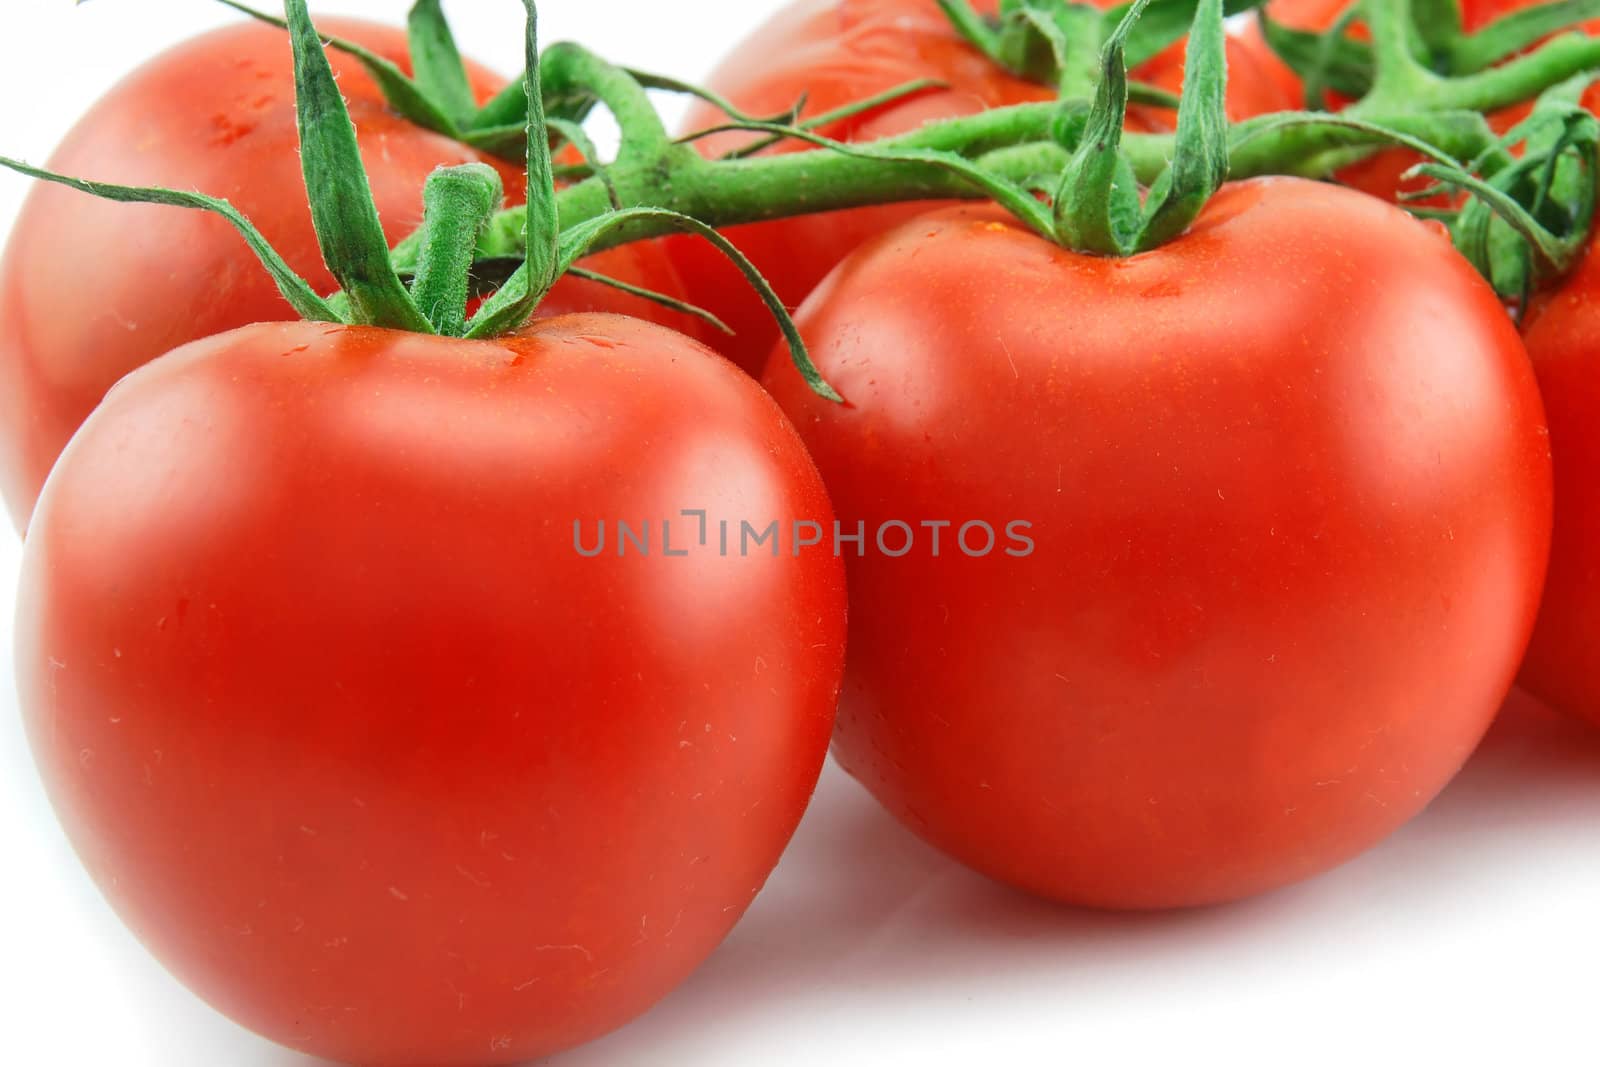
left=15, top=314, right=846, bottom=1065
left=1518, top=237, right=1600, bottom=730
left=1246, top=0, right=1600, bottom=202
left=763, top=179, right=1552, bottom=909
left=1120, top=12, right=1299, bottom=133
left=670, top=0, right=1295, bottom=376
left=0, top=20, right=696, bottom=533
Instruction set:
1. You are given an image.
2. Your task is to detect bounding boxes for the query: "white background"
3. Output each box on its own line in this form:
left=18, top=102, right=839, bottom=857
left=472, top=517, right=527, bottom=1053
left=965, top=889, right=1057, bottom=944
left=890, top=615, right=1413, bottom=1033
left=3, top=3, right=1600, bottom=1065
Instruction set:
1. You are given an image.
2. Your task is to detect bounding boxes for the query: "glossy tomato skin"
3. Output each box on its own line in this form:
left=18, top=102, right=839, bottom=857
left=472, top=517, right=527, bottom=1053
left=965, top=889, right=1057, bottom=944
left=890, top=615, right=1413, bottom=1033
left=670, top=0, right=1294, bottom=376
left=1518, top=238, right=1600, bottom=729
left=763, top=180, right=1551, bottom=909
left=16, top=316, right=846, bottom=1065
left=0, top=20, right=694, bottom=533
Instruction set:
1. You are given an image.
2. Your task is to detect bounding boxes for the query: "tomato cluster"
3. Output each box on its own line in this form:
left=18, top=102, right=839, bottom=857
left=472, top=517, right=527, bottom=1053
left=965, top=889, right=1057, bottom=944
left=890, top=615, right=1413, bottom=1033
left=671, top=0, right=1300, bottom=373
left=0, top=19, right=705, bottom=533
left=0, top=1, right=1596, bottom=1065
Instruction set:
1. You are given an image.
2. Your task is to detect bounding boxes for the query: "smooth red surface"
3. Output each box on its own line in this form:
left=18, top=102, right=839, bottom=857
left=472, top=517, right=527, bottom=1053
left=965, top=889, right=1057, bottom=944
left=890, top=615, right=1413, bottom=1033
left=763, top=179, right=1552, bottom=909
left=1519, top=236, right=1600, bottom=730
left=669, top=0, right=1295, bottom=375
left=0, top=19, right=696, bottom=532
left=15, top=316, right=846, bottom=1065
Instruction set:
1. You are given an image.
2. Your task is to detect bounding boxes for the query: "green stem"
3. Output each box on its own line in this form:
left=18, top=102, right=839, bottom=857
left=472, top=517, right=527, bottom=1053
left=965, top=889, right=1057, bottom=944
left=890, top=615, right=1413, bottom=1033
left=381, top=0, right=1598, bottom=271
left=1450, top=1, right=1600, bottom=75
left=409, top=164, right=504, bottom=337
left=1433, top=32, right=1600, bottom=111
left=1360, top=0, right=1441, bottom=106
left=540, top=42, right=673, bottom=165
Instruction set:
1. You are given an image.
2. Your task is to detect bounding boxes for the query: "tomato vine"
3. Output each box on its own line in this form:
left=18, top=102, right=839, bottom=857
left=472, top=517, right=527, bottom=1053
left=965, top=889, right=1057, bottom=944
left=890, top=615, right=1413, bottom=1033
left=5, top=0, right=1600, bottom=373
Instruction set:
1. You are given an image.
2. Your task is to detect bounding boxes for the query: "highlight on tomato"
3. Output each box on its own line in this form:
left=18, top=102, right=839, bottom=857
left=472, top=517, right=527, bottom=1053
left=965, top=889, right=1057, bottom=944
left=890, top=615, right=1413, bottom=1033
left=756, top=0, right=1561, bottom=909
left=763, top=176, right=1552, bottom=909
left=4, top=3, right=846, bottom=1063
left=3, top=0, right=1600, bottom=1060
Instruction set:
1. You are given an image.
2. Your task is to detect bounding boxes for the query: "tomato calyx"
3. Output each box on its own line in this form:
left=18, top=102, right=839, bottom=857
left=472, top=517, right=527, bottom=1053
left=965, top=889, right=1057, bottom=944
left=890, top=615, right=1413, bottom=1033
left=1055, top=0, right=1231, bottom=254
left=216, top=0, right=535, bottom=162
left=937, top=0, right=1246, bottom=102
left=0, top=0, right=831, bottom=391
left=1446, top=72, right=1600, bottom=307
left=1248, top=0, right=1600, bottom=303
left=9, top=0, right=1600, bottom=351
left=398, top=0, right=1597, bottom=273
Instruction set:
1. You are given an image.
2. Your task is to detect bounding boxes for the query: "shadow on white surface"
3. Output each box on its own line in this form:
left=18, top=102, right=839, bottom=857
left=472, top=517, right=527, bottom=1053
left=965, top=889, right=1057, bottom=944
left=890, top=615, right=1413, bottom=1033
left=4, top=508, right=1597, bottom=1067
left=554, top=687, right=1600, bottom=1065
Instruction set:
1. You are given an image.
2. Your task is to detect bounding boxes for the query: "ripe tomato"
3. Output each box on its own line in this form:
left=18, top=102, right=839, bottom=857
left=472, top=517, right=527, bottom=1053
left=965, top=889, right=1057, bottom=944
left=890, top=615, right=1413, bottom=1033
left=16, top=314, right=846, bottom=1064
left=1118, top=7, right=1298, bottom=133
left=0, top=20, right=696, bottom=533
left=762, top=179, right=1552, bottom=909
left=670, top=0, right=1295, bottom=376
left=1517, top=236, right=1600, bottom=730
left=1246, top=0, right=1600, bottom=202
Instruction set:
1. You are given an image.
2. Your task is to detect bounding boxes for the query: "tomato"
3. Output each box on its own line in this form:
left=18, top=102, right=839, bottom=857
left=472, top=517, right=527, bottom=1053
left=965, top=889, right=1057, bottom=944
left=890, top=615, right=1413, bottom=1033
left=1120, top=11, right=1299, bottom=133
left=0, top=19, right=697, bottom=533
left=670, top=0, right=1296, bottom=376
left=14, top=313, right=846, bottom=1065
left=1517, top=236, right=1600, bottom=730
left=762, top=179, right=1551, bottom=909
left=1247, top=0, right=1600, bottom=202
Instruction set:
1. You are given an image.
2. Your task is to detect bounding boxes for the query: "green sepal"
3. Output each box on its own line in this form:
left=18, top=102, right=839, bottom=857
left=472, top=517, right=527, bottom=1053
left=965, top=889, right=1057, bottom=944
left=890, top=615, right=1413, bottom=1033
left=443, top=0, right=560, bottom=341
left=1410, top=0, right=1466, bottom=65
left=1053, top=0, right=1146, bottom=255
left=522, top=0, right=562, bottom=301
left=936, top=0, right=1003, bottom=63
left=1258, top=10, right=1376, bottom=102
left=565, top=268, right=735, bottom=336
left=1102, top=0, right=1268, bottom=70
left=993, top=0, right=1075, bottom=84
left=215, top=0, right=463, bottom=142
left=285, top=0, right=431, bottom=332
left=1137, top=0, right=1230, bottom=251
left=407, top=0, right=479, bottom=128
left=471, top=80, right=534, bottom=131
left=0, top=155, right=340, bottom=323
left=462, top=123, right=530, bottom=160
left=468, top=206, right=841, bottom=402
left=1443, top=73, right=1600, bottom=303
left=1010, top=1, right=1105, bottom=96
left=938, top=0, right=1265, bottom=90
left=1128, top=82, right=1184, bottom=110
